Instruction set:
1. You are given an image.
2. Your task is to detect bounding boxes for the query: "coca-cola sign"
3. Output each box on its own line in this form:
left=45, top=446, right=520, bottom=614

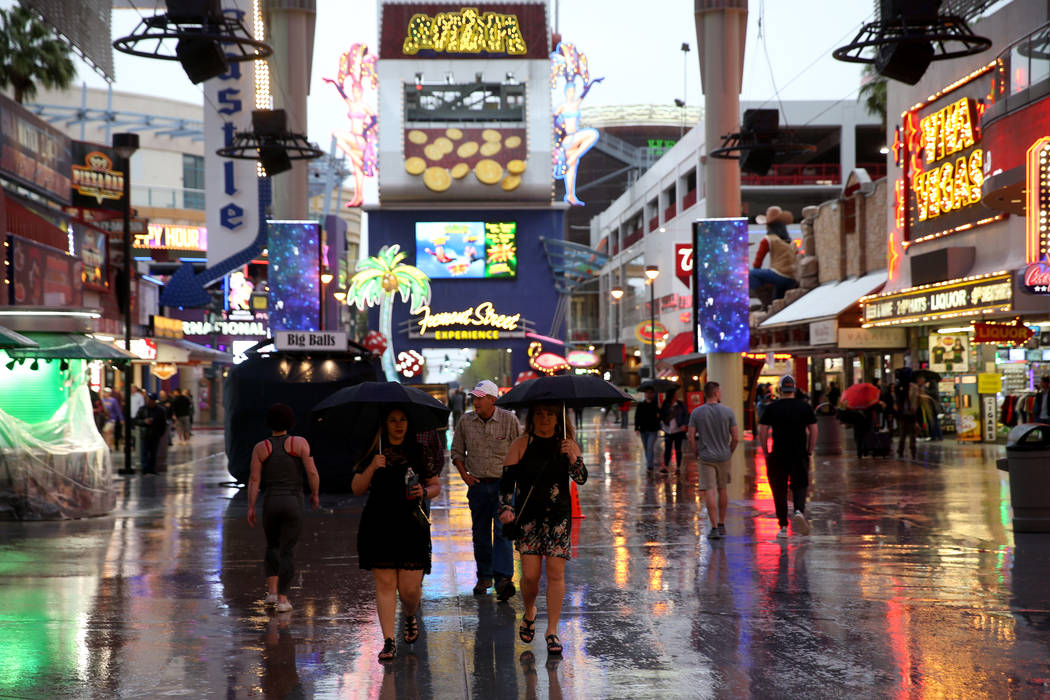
left=1022, top=260, right=1050, bottom=294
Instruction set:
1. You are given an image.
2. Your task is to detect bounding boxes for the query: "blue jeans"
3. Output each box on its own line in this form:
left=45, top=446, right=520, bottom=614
left=749, top=267, right=798, bottom=300
left=467, top=482, right=513, bottom=581
left=640, top=431, right=659, bottom=470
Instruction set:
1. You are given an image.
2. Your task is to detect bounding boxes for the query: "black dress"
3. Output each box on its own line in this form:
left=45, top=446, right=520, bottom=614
left=499, top=435, right=587, bottom=560
left=355, top=441, right=438, bottom=573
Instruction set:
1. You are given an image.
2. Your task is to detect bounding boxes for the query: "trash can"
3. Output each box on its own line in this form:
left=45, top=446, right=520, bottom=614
left=814, top=403, right=842, bottom=456
left=996, top=423, right=1050, bottom=533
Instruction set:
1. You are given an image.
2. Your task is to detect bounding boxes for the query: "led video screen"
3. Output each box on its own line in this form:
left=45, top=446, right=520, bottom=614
left=415, top=221, right=517, bottom=279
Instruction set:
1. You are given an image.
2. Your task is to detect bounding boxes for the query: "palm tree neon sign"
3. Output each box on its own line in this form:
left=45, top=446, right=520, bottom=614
left=346, top=245, right=431, bottom=381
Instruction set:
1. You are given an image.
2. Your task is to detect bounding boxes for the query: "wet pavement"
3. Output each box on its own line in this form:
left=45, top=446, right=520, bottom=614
left=2, top=421, right=1050, bottom=698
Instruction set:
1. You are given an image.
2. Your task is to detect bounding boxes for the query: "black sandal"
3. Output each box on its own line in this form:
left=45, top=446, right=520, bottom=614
left=519, top=614, right=536, bottom=643
left=378, top=637, right=396, bottom=661
left=545, top=633, right=562, bottom=655
left=403, top=614, right=419, bottom=644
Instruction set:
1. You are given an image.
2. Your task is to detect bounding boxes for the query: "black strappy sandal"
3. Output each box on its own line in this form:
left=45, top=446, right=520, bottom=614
left=519, top=614, right=536, bottom=643
left=378, top=637, right=396, bottom=661
left=545, top=633, right=563, bottom=655
left=403, top=614, right=419, bottom=644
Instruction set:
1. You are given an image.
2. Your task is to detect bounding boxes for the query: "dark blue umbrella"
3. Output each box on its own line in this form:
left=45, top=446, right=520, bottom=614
left=494, top=374, right=633, bottom=408
left=312, top=381, right=450, bottom=432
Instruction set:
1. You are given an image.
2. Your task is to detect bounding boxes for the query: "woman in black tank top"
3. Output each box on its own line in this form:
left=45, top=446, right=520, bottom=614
left=247, top=404, right=321, bottom=613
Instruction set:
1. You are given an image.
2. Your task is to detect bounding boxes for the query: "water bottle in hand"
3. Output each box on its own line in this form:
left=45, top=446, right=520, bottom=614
left=405, top=467, right=420, bottom=501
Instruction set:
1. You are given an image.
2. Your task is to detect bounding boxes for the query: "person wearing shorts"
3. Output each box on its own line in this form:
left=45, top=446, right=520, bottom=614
left=687, top=382, right=738, bottom=539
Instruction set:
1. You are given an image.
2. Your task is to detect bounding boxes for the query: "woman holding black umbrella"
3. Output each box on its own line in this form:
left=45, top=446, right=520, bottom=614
left=352, top=407, right=442, bottom=662
left=498, top=402, right=586, bottom=656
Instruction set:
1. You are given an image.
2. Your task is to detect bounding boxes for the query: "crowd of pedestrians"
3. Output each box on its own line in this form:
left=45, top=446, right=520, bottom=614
left=244, top=366, right=1050, bottom=664
left=91, top=383, right=198, bottom=472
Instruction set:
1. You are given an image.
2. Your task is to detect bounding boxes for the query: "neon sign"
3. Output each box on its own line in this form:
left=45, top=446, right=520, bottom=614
left=1025, top=136, right=1050, bottom=264
left=893, top=64, right=996, bottom=249
left=324, top=43, right=377, bottom=209
left=134, top=224, right=208, bottom=251
left=411, top=301, right=522, bottom=339
left=972, top=319, right=1033, bottom=346
left=861, top=272, right=1013, bottom=326
left=912, top=98, right=983, bottom=222
left=71, top=150, right=124, bottom=205
left=551, top=42, right=602, bottom=206
left=402, top=8, right=527, bottom=56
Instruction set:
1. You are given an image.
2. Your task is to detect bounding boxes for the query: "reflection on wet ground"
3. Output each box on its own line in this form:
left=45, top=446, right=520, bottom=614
left=1, top=422, right=1049, bottom=698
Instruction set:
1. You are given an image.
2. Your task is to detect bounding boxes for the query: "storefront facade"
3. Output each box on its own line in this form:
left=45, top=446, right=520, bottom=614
left=862, top=1, right=1050, bottom=441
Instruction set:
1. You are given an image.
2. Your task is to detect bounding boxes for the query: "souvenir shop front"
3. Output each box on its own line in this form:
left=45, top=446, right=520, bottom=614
left=861, top=272, right=1049, bottom=442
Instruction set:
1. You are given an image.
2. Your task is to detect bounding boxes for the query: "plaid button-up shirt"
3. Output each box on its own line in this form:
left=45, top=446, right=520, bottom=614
left=450, top=407, right=522, bottom=479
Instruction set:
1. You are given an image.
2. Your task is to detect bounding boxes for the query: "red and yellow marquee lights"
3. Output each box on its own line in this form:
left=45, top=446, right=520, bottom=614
left=889, top=62, right=1003, bottom=279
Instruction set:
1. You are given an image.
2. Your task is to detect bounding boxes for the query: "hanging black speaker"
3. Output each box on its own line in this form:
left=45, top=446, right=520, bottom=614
left=875, top=40, right=935, bottom=85
left=258, top=146, right=293, bottom=177
left=175, top=35, right=229, bottom=84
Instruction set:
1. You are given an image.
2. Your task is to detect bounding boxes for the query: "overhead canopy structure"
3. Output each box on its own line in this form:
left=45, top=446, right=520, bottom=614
left=4, top=333, right=137, bottom=360
left=0, top=326, right=38, bottom=350
left=758, top=272, right=888, bottom=328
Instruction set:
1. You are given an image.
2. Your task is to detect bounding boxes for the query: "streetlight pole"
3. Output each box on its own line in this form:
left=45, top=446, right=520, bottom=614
left=113, top=133, right=139, bottom=477
left=320, top=271, right=333, bottom=331
left=645, top=265, right=659, bottom=379
left=610, top=285, right=625, bottom=384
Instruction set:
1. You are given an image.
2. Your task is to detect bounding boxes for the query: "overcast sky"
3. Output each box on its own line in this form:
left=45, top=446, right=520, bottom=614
left=52, top=1, right=874, bottom=146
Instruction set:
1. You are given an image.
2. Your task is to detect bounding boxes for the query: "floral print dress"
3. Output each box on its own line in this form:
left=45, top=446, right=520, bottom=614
left=499, top=435, right=587, bottom=560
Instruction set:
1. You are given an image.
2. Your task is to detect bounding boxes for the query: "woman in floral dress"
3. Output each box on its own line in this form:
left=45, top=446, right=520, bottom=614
left=499, top=402, right=587, bottom=656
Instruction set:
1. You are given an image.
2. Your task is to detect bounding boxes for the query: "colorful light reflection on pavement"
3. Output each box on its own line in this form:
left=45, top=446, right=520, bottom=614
left=0, top=423, right=1048, bottom=698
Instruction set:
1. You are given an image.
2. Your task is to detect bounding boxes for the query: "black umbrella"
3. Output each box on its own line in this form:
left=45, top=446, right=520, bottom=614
left=913, top=369, right=941, bottom=384
left=495, top=374, right=633, bottom=409
left=638, top=378, right=679, bottom=394
left=312, top=381, right=451, bottom=447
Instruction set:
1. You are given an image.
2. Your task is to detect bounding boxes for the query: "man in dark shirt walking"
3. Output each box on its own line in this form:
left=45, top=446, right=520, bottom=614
left=135, top=393, right=168, bottom=475
left=758, top=375, right=817, bottom=539
left=172, top=388, right=193, bottom=443
left=634, top=387, right=661, bottom=473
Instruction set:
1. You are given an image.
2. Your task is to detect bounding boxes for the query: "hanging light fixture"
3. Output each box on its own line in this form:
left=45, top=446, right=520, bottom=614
left=216, top=109, right=324, bottom=177
left=113, top=0, right=273, bottom=85
left=709, top=109, right=815, bottom=176
left=832, top=0, right=991, bottom=85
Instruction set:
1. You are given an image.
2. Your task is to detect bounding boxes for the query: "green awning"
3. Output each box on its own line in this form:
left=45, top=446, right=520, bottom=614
left=0, top=325, right=38, bottom=349
left=4, top=333, right=137, bottom=360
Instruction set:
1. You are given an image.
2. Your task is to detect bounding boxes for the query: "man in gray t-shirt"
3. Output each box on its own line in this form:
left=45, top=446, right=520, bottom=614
left=687, top=382, right=739, bottom=539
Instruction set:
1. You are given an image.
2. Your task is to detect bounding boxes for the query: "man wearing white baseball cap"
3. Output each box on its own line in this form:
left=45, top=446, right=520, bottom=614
left=451, top=379, right=522, bottom=600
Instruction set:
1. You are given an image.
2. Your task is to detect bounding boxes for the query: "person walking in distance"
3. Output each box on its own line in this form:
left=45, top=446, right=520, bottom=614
left=172, top=388, right=193, bottom=443
left=758, top=375, right=818, bottom=539
left=134, top=393, right=167, bottom=474
left=661, top=390, right=689, bottom=473
left=1036, top=375, right=1050, bottom=422
left=634, top=387, right=661, bottom=473
left=894, top=368, right=920, bottom=460
left=247, top=404, right=320, bottom=613
left=687, top=382, right=739, bottom=539
left=451, top=380, right=522, bottom=601
left=450, top=386, right=466, bottom=426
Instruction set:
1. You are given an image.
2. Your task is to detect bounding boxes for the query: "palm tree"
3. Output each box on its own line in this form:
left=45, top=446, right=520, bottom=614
left=346, top=245, right=431, bottom=382
left=858, top=64, right=887, bottom=128
left=0, top=4, right=76, bottom=104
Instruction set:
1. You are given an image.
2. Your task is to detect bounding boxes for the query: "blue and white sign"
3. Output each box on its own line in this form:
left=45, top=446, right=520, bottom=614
left=204, top=0, right=259, bottom=268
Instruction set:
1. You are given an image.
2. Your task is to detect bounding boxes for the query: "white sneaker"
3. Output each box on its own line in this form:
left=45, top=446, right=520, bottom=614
left=777, top=527, right=789, bottom=539
left=276, top=600, right=293, bottom=613
left=792, top=510, right=811, bottom=536
left=264, top=593, right=278, bottom=606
